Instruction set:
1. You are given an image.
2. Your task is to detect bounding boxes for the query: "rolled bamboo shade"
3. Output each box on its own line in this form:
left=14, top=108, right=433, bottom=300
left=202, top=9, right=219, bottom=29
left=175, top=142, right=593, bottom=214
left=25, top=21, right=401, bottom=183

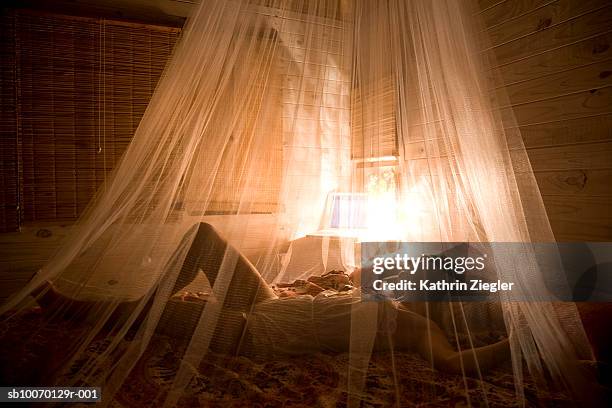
left=182, top=37, right=284, bottom=216
left=0, top=11, right=19, bottom=232
left=351, top=76, right=397, bottom=159
left=1, top=8, right=290, bottom=230
left=0, top=9, right=180, bottom=230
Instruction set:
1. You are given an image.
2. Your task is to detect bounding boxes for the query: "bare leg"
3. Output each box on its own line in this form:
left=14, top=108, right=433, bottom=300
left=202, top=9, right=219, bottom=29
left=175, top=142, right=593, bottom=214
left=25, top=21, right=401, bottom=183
left=153, top=222, right=278, bottom=353
left=172, top=222, right=277, bottom=308
left=393, top=307, right=510, bottom=375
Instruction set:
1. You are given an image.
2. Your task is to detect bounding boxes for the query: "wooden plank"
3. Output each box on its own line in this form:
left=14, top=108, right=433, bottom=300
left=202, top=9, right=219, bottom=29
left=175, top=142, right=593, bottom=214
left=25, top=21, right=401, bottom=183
left=480, top=0, right=549, bottom=28
left=405, top=143, right=612, bottom=192
left=512, top=114, right=612, bottom=149
left=478, top=0, right=512, bottom=15
left=402, top=110, right=606, bottom=147
left=490, top=6, right=612, bottom=67
left=485, top=0, right=606, bottom=47
left=536, top=169, right=612, bottom=196
left=503, top=60, right=612, bottom=105
left=506, top=86, right=612, bottom=126
left=403, top=138, right=448, bottom=160
left=401, top=81, right=611, bottom=132
left=404, top=133, right=612, bottom=175
left=521, top=140, right=612, bottom=172
left=544, top=196, right=612, bottom=240
left=496, top=32, right=612, bottom=85
left=404, top=157, right=451, bottom=177
left=551, top=218, right=612, bottom=241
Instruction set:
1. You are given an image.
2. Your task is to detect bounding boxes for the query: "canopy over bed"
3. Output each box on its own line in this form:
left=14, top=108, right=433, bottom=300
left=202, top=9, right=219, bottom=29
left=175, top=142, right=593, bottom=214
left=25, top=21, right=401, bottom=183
left=0, top=0, right=599, bottom=406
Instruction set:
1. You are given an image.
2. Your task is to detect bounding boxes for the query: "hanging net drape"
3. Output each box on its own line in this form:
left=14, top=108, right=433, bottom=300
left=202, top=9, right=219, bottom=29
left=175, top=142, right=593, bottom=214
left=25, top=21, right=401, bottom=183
left=1, top=0, right=602, bottom=406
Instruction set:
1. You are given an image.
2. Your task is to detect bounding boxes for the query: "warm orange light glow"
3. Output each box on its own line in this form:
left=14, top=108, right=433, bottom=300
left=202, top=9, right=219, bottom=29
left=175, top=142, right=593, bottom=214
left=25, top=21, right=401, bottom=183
left=362, top=191, right=401, bottom=241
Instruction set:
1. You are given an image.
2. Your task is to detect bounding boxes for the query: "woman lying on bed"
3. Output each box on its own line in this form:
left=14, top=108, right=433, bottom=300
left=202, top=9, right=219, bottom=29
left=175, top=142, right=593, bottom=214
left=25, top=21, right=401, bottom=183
left=35, top=222, right=510, bottom=376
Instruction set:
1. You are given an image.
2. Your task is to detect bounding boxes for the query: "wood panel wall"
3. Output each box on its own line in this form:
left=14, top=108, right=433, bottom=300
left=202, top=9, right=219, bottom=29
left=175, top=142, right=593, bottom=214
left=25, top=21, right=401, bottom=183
left=479, top=0, right=612, bottom=241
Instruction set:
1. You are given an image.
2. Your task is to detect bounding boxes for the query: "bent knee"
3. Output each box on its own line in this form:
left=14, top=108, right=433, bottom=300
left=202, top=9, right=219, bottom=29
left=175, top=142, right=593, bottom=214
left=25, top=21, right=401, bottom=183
left=197, top=222, right=216, bottom=233
left=195, top=222, right=222, bottom=238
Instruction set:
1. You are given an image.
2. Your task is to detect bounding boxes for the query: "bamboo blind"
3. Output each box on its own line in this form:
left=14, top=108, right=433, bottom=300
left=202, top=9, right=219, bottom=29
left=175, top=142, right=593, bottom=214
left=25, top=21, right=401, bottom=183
left=0, top=11, right=19, bottom=232
left=183, top=38, right=283, bottom=216
left=351, top=76, right=397, bottom=159
left=0, top=9, right=180, bottom=230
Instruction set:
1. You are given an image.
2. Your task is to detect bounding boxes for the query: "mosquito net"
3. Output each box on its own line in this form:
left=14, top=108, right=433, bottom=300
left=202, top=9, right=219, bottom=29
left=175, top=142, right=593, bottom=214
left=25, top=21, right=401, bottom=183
left=1, top=0, right=601, bottom=406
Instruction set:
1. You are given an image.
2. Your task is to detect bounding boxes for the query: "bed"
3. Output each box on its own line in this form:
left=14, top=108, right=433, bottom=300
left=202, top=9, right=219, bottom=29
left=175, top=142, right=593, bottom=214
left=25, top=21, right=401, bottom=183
left=0, top=272, right=576, bottom=407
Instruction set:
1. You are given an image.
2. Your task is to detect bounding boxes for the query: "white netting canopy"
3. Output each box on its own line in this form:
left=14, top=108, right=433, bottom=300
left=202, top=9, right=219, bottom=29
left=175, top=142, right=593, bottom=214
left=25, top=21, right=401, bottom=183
left=1, top=0, right=601, bottom=406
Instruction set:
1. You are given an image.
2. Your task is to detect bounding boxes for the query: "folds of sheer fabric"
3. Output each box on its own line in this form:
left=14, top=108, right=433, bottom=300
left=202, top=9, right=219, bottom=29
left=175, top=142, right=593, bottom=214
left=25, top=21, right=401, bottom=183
left=0, top=0, right=598, bottom=406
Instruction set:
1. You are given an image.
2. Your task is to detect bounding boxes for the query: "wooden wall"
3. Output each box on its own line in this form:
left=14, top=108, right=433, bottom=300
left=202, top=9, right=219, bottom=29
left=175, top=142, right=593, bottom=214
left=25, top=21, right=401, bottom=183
left=479, top=0, right=612, bottom=241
